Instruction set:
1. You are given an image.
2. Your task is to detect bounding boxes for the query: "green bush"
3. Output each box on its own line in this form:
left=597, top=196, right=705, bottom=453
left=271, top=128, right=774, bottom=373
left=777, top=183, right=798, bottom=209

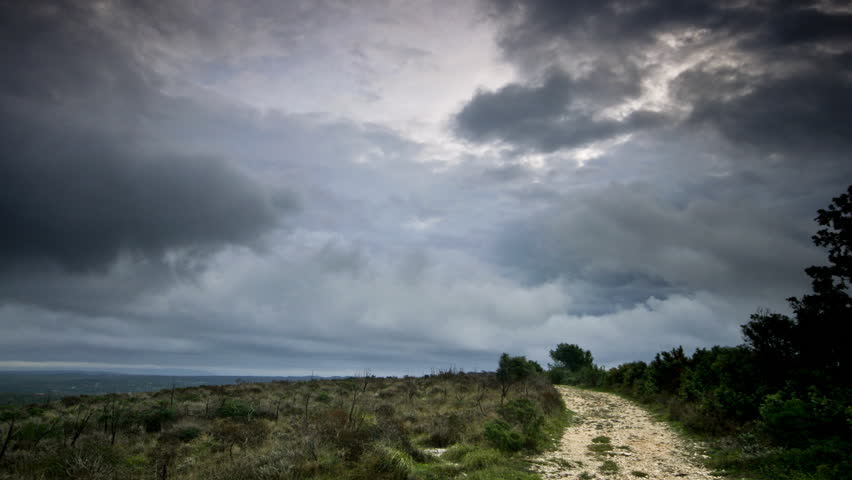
left=173, top=426, right=202, bottom=442
left=442, top=443, right=476, bottom=462
left=216, top=398, right=255, bottom=421
left=499, top=398, right=543, bottom=437
left=140, top=404, right=176, bottom=433
left=483, top=419, right=523, bottom=452
left=757, top=390, right=846, bottom=447
left=460, top=448, right=507, bottom=470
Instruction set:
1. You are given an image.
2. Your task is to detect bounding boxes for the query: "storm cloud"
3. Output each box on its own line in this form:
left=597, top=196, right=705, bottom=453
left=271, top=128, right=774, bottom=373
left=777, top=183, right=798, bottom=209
left=458, top=0, right=852, bottom=160
left=456, top=68, right=669, bottom=152
left=0, top=0, right=849, bottom=375
left=0, top=1, right=286, bottom=277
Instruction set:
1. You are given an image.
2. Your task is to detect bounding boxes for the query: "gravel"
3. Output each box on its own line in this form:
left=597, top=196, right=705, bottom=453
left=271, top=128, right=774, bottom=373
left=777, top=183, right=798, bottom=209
left=531, top=386, right=717, bottom=480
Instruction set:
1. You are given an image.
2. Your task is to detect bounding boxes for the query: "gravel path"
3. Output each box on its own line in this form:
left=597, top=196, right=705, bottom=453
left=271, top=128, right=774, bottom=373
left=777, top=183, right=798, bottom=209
left=531, top=386, right=717, bottom=480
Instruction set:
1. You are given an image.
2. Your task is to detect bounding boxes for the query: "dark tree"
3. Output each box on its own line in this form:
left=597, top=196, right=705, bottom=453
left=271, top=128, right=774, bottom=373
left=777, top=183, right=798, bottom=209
left=549, top=343, right=594, bottom=372
left=788, top=185, right=851, bottom=379
left=742, top=309, right=798, bottom=365
left=649, top=346, right=688, bottom=394
left=496, top=353, right=536, bottom=405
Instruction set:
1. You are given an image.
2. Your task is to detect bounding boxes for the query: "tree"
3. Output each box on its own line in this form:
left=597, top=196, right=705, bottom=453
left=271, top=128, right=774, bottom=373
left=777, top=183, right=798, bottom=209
left=788, top=185, right=851, bottom=379
left=648, top=346, right=688, bottom=394
left=549, top=343, right=594, bottom=372
left=496, top=353, right=536, bottom=405
left=741, top=308, right=798, bottom=362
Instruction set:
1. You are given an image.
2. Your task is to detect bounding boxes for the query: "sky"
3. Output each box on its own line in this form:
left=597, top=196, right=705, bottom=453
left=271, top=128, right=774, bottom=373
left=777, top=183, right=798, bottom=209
left=1, top=0, right=851, bottom=376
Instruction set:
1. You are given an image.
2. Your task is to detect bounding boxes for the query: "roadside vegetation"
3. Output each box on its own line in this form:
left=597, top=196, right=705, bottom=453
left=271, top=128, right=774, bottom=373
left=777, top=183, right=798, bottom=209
left=550, top=186, right=852, bottom=480
left=0, top=358, right=568, bottom=480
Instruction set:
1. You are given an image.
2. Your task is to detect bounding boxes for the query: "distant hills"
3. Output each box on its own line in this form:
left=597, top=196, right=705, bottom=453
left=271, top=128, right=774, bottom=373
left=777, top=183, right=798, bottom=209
left=0, top=371, right=341, bottom=404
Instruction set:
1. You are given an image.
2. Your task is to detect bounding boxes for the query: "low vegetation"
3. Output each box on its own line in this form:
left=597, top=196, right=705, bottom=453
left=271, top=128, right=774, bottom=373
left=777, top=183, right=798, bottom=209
left=0, top=359, right=568, bottom=480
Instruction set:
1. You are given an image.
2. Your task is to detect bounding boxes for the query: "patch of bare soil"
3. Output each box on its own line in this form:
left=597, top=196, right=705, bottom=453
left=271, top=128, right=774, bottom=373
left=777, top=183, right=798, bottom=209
left=531, top=386, right=716, bottom=480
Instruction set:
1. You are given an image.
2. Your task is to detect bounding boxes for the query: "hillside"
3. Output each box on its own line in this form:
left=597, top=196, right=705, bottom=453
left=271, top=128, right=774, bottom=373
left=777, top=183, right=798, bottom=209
left=0, top=369, right=568, bottom=480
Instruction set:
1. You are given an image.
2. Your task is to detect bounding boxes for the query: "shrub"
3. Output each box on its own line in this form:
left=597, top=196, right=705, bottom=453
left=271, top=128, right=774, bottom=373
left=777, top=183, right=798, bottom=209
left=357, top=444, right=414, bottom=480
left=460, top=448, right=506, bottom=470
left=537, top=389, right=564, bottom=414
left=442, top=443, right=476, bottom=462
left=483, top=419, right=523, bottom=452
left=173, top=426, right=202, bottom=442
left=499, top=398, right=543, bottom=437
left=599, top=460, right=620, bottom=473
left=215, top=398, right=255, bottom=421
left=424, top=412, right=466, bottom=447
left=140, top=405, right=176, bottom=433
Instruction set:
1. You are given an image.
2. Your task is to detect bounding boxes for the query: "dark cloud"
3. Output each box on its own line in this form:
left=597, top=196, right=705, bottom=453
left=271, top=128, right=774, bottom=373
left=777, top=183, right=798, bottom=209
left=0, top=130, right=281, bottom=273
left=455, top=69, right=668, bottom=151
left=1, top=0, right=849, bottom=375
left=463, top=0, right=852, bottom=155
left=0, top=1, right=287, bottom=283
left=487, top=0, right=852, bottom=59
left=495, top=180, right=823, bottom=310
left=679, top=69, right=852, bottom=159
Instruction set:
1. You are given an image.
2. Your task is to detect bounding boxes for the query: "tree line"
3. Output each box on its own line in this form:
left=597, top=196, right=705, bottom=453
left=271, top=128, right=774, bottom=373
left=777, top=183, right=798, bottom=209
left=546, top=185, right=851, bottom=480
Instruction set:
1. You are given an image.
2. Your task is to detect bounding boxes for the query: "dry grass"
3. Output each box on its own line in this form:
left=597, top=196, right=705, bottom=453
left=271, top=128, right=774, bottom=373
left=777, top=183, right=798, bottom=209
left=0, top=371, right=565, bottom=480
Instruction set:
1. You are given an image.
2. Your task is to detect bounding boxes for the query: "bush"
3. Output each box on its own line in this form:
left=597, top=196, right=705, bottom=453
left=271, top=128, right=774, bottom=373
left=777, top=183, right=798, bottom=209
left=442, top=443, right=476, bottom=462
left=356, top=444, right=414, bottom=480
left=140, top=405, right=176, bottom=433
left=483, top=419, right=523, bottom=452
left=424, top=412, right=466, bottom=447
left=460, top=448, right=506, bottom=470
left=215, top=398, right=255, bottom=421
left=499, top=398, right=543, bottom=438
left=172, top=426, right=202, bottom=442
left=757, top=390, right=845, bottom=447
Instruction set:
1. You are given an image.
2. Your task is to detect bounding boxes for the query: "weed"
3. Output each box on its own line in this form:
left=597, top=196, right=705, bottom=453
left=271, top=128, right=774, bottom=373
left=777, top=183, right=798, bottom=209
left=599, top=459, right=619, bottom=473
left=461, top=448, right=507, bottom=470
left=588, top=442, right=614, bottom=454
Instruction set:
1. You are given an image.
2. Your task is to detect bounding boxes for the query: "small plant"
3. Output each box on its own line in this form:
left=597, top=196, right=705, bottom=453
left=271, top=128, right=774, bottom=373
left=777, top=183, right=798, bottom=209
left=358, top=444, right=414, bottom=480
left=461, top=448, right=507, bottom=471
left=579, top=471, right=594, bottom=480
left=443, top=443, right=476, bottom=462
left=173, top=426, right=201, bottom=442
left=631, top=471, right=649, bottom=478
left=316, top=391, right=332, bottom=403
left=599, top=459, right=619, bottom=473
left=587, top=436, right=614, bottom=455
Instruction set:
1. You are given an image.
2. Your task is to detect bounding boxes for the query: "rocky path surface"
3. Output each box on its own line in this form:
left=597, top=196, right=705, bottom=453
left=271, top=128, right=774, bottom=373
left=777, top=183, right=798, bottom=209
left=532, top=386, right=716, bottom=480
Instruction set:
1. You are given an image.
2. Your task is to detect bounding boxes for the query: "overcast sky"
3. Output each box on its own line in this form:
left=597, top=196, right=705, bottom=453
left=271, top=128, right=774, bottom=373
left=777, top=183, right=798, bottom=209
left=1, top=0, right=850, bottom=376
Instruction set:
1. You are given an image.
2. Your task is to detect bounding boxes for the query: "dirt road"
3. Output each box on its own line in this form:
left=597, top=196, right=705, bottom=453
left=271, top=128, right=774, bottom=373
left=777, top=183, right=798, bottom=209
left=532, top=386, right=717, bottom=480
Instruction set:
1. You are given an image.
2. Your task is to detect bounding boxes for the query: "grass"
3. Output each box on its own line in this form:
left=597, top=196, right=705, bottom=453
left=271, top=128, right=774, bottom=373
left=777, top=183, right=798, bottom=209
left=0, top=371, right=570, bottom=480
left=588, top=435, right=614, bottom=455
left=599, top=459, right=619, bottom=473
